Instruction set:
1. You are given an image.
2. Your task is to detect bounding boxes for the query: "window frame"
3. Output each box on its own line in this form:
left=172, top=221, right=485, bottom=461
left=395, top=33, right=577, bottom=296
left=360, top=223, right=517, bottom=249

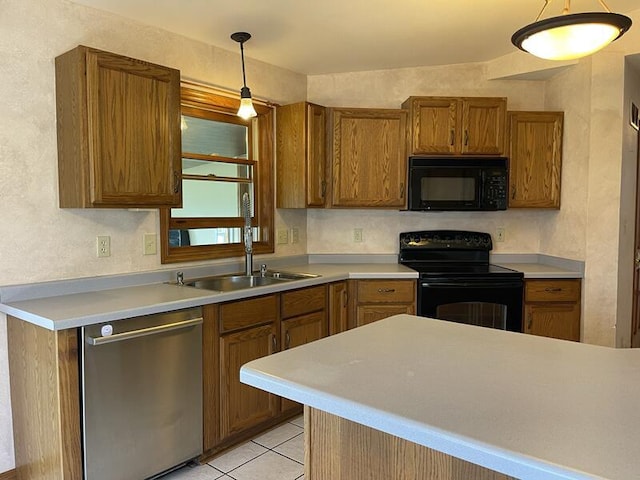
left=159, top=83, right=274, bottom=264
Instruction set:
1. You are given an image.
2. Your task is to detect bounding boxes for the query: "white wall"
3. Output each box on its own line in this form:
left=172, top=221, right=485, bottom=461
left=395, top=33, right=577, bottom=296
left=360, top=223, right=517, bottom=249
left=0, top=0, right=307, bottom=472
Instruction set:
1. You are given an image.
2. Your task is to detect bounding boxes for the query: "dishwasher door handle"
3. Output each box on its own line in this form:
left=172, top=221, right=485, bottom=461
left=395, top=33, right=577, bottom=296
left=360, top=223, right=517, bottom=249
left=85, top=317, right=203, bottom=346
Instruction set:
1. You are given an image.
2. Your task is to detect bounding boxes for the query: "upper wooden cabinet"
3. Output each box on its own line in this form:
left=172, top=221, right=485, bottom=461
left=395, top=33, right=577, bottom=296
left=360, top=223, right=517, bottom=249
left=507, top=111, right=563, bottom=209
left=276, top=102, right=327, bottom=208
left=401, top=96, right=507, bottom=156
left=329, top=107, right=408, bottom=208
left=55, top=45, right=182, bottom=208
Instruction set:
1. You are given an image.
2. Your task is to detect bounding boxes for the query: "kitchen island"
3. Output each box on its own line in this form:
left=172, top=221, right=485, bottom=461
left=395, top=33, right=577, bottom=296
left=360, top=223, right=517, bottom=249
left=241, top=314, right=638, bottom=480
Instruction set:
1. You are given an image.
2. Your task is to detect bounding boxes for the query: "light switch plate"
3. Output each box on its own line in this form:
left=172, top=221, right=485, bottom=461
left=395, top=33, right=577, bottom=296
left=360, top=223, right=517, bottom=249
left=143, top=233, right=157, bottom=255
left=291, top=227, right=299, bottom=244
left=277, top=229, right=289, bottom=244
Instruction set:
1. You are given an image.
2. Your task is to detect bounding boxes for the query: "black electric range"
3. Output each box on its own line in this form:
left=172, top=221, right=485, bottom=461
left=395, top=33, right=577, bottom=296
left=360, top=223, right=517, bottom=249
left=399, top=230, right=524, bottom=331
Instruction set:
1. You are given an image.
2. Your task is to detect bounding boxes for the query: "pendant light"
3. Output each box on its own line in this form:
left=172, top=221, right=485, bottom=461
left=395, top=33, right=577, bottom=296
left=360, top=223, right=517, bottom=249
left=511, top=0, right=632, bottom=61
left=231, top=31, right=258, bottom=119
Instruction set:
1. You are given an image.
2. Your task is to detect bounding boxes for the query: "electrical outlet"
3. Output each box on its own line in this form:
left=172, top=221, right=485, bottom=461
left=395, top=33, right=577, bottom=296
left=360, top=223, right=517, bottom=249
left=143, top=233, right=157, bottom=255
left=97, top=235, right=111, bottom=257
left=291, top=227, right=299, bottom=244
left=277, top=229, right=289, bottom=244
left=353, top=228, right=363, bottom=243
left=496, top=227, right=505, bottom=242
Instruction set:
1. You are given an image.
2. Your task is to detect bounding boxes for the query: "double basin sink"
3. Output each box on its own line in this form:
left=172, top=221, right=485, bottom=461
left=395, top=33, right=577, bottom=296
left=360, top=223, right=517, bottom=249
left=182, top=270, right=320, bottom=293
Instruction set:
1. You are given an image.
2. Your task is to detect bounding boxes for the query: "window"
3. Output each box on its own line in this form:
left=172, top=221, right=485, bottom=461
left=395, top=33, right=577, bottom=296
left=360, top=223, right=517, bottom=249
left=160, top=82, right=274, bottom=263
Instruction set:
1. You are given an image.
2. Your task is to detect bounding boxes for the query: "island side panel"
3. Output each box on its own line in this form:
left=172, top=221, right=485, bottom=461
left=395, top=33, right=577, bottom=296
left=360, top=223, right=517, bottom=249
left=305, top=407, right=515, bottom=480
left=7, top=317, right=82, bottom=480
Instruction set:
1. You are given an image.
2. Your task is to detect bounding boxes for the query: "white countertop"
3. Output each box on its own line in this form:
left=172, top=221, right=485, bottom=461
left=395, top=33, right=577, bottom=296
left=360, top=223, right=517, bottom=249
left=0, top=263, right=417, bottom=330
left=497, top=262, right=583, bottom=279
left=241, top=315, right=635, bottom=480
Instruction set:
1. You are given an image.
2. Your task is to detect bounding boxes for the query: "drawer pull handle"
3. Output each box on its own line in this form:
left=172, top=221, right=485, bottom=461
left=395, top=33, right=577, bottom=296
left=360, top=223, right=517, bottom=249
left=527, top=313, right=533, bottom=331
left=544, top=287, right=563, bottom=292
left=285, top=331, right=291, bottom=349
left=271, top=334, right=277, bottom=352
left=377, top=288, right=396, bottom=293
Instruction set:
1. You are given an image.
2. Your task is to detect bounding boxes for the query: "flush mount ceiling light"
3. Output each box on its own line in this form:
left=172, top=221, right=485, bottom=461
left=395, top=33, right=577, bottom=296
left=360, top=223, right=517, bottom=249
left=512, top=0, right=632, bottom=61
left=231, top=31, right=258, bottom=119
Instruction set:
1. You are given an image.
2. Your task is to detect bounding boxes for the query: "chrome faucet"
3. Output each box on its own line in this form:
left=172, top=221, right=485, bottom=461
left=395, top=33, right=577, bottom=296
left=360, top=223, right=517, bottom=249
left=242, top=193, right=253, bottom=276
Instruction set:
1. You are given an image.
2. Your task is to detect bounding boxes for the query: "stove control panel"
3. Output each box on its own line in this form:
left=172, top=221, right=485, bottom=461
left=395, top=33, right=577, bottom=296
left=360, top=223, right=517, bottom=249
left=399, top=230, right=492, bottom=250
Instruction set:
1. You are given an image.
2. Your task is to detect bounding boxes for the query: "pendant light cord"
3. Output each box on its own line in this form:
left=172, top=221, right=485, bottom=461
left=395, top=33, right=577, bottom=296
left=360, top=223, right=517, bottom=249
left=240, top=41, right=248, bottom=89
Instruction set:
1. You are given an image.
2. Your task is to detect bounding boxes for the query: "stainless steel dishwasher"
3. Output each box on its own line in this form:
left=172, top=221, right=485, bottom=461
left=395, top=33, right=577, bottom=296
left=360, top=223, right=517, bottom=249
left=81, top=307, right=203, bottom=480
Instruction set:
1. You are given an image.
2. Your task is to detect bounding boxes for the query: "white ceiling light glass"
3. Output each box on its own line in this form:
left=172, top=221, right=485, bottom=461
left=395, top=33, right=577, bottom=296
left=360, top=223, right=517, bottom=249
left=231, top=31, right=258, bottom=119
left=512, top=0, right=632, bottom=61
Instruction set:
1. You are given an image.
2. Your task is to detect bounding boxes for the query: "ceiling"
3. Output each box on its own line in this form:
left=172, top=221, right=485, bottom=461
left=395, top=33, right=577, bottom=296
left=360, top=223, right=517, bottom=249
left=70, top=0, right=639, bottom=75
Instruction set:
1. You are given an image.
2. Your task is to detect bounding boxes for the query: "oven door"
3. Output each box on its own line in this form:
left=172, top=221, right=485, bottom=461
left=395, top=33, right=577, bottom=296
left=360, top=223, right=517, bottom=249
left=418, top=277, right=523, bottom=332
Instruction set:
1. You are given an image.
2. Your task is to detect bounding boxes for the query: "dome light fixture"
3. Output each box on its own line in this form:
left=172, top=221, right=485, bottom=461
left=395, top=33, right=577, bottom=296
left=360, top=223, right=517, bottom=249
left=231, top=31, right=258, bottom=119
left=511, top=0, right=632, bottom=61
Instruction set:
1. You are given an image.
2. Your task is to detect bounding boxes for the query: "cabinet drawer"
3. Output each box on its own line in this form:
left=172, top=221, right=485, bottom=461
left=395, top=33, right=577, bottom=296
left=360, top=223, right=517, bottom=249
left=220, top=295, right=278, bottom=333
left=525, top=279, right=581, bottom=302
left=357, top=280, right=415, bottom=303
left=281, top=285, right=327, bottom=319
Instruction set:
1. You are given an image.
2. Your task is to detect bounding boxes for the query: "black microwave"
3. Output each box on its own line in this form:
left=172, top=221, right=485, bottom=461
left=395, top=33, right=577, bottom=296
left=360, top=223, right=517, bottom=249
left=407, top=157, right=508, bottom=211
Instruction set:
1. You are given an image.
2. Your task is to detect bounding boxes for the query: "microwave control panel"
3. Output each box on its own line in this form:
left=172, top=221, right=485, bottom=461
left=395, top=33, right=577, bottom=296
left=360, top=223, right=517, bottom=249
left=482, top=171, right=507, bottom=210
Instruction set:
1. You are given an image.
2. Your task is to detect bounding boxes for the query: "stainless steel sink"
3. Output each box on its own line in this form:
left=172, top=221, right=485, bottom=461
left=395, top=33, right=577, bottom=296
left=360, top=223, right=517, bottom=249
left=183, top=271, right=320, bottom=292
left=185, top=275, right=287, bottom=292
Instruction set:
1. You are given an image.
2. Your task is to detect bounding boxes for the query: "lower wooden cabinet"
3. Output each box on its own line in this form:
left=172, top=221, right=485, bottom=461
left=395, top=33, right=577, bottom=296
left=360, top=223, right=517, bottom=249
left=349, top=279, right=416, bottom=328
left=524, top=279, right=581, bottom=341
left=280, top=286, right=328, bottom=413
left=203, top=285, right=330, bottom=458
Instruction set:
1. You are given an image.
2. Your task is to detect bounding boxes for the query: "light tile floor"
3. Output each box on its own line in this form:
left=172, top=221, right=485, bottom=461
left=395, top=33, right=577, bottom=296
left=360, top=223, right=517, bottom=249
left=163, top=416, right=305, bottom=480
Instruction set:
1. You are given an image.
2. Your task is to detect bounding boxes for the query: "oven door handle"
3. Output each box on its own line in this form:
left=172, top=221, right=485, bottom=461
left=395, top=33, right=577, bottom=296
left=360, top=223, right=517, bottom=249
left=421, top=281, right=522, bottom=289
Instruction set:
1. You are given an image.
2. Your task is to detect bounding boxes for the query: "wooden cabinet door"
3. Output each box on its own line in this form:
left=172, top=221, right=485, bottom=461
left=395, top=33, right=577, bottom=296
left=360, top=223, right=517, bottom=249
left=329, top=281, right=349, bottom=335
left=276, top=102, right=327, bottom=208
left=508, top=111, right=563, bottom=208
left=524, top=303, right=581, bottom=341
left=461, top=98, right=506, bottom=155
left=281, top=311, right=328, bottom=412
left=330, top=108, right=407, bottom=208
left=219, top=323, right=279, bottom=439
left=56, top=46, right=181, bottom=208
left=403, top=97, right=459, bottom=155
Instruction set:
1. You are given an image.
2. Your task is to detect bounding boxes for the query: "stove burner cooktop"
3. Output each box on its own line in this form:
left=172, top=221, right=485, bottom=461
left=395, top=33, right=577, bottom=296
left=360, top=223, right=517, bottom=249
left=398, top=230, right=523, bottom=280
